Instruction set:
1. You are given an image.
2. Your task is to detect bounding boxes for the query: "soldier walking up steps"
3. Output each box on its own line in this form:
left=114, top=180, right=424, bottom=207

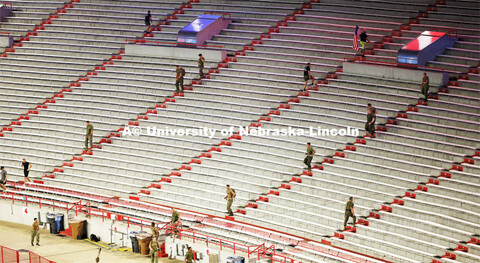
left=31, top=218, right=40, bottom=246
left=304, top=142, right=315, bottom=171
left=365, top=103, right=377, bottom=138
left=343, top=197, right=356, bottom=230
left=171, top=208, right=180, bottom=224
left=171, top=208, right=181, bottom=236
left=175, top=65, right=185, bottom=93
left=420, top=72, right=429, bottom=100
left=85, top=121, right=93, bottom=151
left=225, top=185, right=236, bottom=216
left=303, top=63, right=315, bottom=91
left=198, top=54, right=205, bottom=78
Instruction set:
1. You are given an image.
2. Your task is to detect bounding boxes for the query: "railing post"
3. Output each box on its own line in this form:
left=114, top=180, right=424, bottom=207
left=53, top=200, right=55, bottom=212
left=193, top=232, right=195, bottom=243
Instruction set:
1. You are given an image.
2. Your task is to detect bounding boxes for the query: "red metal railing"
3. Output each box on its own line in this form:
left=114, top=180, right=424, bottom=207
left=165, top=225, right=287, bottom=261
left=252, top=243, right=298, bottom=263
left=268, top=246, right=296, bottom=263
left=69, top=199, right=167, bottom=232
left=66, top=200, right=82, bottom=214
left=0, top=245, right=56, bottom=263
left=125, top=39, right=223, bottom=49
left=0, top=188, right=382, bottom=263
left=344, top=56, right=445, bottom=72
left=0, top=32, right=9, bottom=35
left=166, top=223, right=300, bottom=263
left=29, top=251, right=55, bottom=263
left=248, top=243, right=265, bottom=257
left=0, top=245, right=19, bottom=263
left=2, top=190, right=299, bottom=262
left=203, top=12, right=231, bottom=20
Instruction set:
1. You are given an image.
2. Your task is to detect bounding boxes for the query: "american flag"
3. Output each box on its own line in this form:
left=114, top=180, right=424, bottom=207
left=353, top=25, right=360, bottom=51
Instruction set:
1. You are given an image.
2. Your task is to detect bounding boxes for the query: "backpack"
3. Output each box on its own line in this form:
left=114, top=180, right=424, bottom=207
left=231, top=188, right=236, bottom=197
left=181, top=68, right=186, bottom=77
left=90, top=234, right=100, bottom=242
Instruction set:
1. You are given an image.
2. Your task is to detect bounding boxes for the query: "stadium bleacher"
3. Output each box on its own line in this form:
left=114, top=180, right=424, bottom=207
left=0, top=0, right=479, bottom=262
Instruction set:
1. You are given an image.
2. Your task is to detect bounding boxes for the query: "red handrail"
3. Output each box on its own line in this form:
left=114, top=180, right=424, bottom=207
left=1, top=245, right=19, bottom=263
left=29, top=251, right=55, bottom=263
left=248, top=242, right=265, bottom=256
left=159, top=221, right=171, bottom=230
left=66, top=199, right=82, bottom=215
left=0, top=245, right=55, bottom=263
left=203, top=12, right=231, bottom=19
left=344, top=56, right=445, bottom=72
left=0, top=31, right=9, bottom=35
left=125, top=39, right=223, bottom=49
left=166, top=222, right=261, bottom=255
left=260, top=244, right=285, bottom=262
left=0, top=187, right=383, bottom=263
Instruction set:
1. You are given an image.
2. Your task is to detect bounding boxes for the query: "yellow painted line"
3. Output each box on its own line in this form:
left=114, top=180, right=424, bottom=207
left=84, top=239, right=132, bottom=252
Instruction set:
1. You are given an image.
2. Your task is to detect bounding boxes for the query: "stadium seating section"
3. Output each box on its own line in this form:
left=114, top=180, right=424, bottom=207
left=0, top=0, right=479, bottom=262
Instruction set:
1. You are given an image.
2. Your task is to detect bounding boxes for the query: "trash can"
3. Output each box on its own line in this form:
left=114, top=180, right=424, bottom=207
left=70, top=219, right=87, bottom=240
left=47, top=213, right=57, bottom=234
left=136, top=232, right=153, bottom=255
left=130, top=231, right=146, bottom=253
left=55, top=213, right=65, bottom=232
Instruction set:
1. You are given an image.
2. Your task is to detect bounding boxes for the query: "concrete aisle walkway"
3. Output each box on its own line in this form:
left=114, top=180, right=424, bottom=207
left=0, top=221, right=182, bottom=263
